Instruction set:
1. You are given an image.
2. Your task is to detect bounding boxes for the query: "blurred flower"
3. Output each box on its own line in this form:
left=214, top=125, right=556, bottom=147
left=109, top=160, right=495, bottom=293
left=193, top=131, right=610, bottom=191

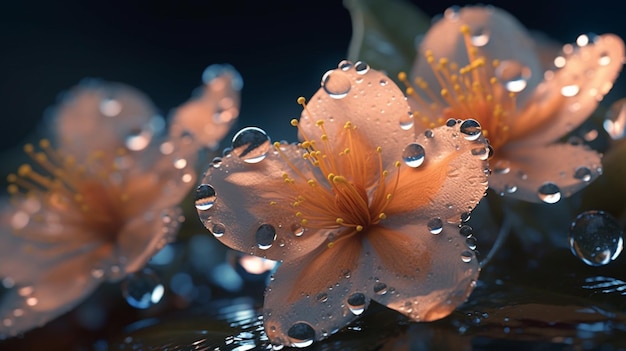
left=399, top=6, right=624, bottom=203
left=196, top=61, right=489, bottom=346
left=0, top=69, right=240, bottom=338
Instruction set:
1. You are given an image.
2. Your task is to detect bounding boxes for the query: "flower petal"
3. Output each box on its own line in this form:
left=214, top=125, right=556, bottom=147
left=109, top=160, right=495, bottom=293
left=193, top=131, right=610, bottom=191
left=509, top=34, right=625, bottom=145
left=489, top=143, right=603, bottom=203
left=364, top=222, right=479, bottom=321
left=411, top=6, right=542, bottom=107
left=299, top=60, right=415, bottom=169
left=196, top=143, right=329, bottom=262
left=387, top=120, right=489, bottom=223
left=53, top=81, right=162, bottom=160
left=263, top=237, right=367, bottom=346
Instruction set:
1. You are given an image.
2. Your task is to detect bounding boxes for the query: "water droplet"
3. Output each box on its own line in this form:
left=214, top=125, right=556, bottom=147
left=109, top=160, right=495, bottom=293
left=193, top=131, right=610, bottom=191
left=99, top=98, right=122, bottom=117
left=459, top=225, right=473, bottom=237
left=291, top=223, right=304, bottom=237
left=354, top=61, right=370, bottom=75
left=232, top=127, right=271, bottom=163
left=316, top=292, right=328, bottom=303
left=504, top=184, right=518, bottom=194
left=424, top=129, right=434, bottom=138
left=287, top=322, right=316, bottom=348
left=561, top=84, right=580, bottom=97
left=256, top=224, right=276, bottom=250
left=338, top=60, right=353, bottom=71
left=470, top=27, right=490, bottom=47
left=537, top=182, right=561, bottom=203
left=202, top=63, right=243, bottom=90
left=495, top=60, right=531, bottom=93
left=125, top=128, right=152, bottom=151
left=446, top=119, right=457, bottom=127
left=493, top=160, right=511, bottom=174
left=195, top=184, right=216, bottom=210
left=321, top=70, right=351, bottom=99
left=471, top=147, right=488, bottom=160
left=347, top=293, right=366, bottom=315
left=211, top=157, right=223, bottom=168
left=569, top=210, right=623, bottom=266
left=461, top=251, right=473, bottom=263
left=466, top=237, right=477, bottom=250
left=459, top=119, right=482, bottom=140
left=122, top=268, right=164, bottom=309
left=599, top=52, right=611, bottom=66
left=400, top=112, right=415, bottom=130
left=574, top=166, right=592, bottom=182
left=373, top=282, right=388, bottom=295
left=427, top=218, right=443, bottom=234
left=210, top=222, right=226, bottom=237
left=402, top=143, right=425, bottom=168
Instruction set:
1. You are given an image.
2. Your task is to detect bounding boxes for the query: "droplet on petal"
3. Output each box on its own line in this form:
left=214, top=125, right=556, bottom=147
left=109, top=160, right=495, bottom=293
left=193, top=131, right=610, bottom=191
left=537, top=182, right=562, bottom=203
left=373, top=282, right=388, bottom=295
left=461, top=251, right=473, bottom=263
left=402, top=143, right=426, bottom=168
left=569, top=210, right=624, bottom=266
left=291, top=223, right=304, bottom=237
left=459, top=119, right=482, bottom=140
left=338, top=60, right=353, bottom=71
left=287, top=322, right=316, bottom=348
left=574, top=166, right=592, bottom=182
left=231, top=127, right=271, bottom=163
left=256, top=224, right=277, bottom=250
left=195, top=184, right=216, bottom=210
left=210, top=223, right=226, bottom=237
left=400, top=112, right=415, bottom=130
left=347, top=293, right=366, bottom=315
left=321, top=70, right=351, bottom=99
left=495, top=60, right=531, bottom=93
left=121, top=268, right=165, bottom=309
left=470, top=27, right=490, bottom=47
left=561, top=84, right=581, bottom=97
left=354, top=61, right=370, bottom=75
left=427, top=218, right=443, bottom=234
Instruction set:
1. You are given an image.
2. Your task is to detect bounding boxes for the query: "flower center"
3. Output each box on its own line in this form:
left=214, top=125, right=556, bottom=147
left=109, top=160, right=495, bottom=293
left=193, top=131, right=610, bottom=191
left=7, top=140, right=127, bottom=241
left=399, top=25, right=518, bottom=149
left=272, top=98, right=400, bottom=244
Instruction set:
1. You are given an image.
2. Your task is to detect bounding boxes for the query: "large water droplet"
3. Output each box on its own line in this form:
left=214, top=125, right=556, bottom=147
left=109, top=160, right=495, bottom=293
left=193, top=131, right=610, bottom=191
left=210, top=223, right=226, bottom=237
left=321, top=70, right=351, bottom=99
left=461, top=251, right=473, bottom=263
left=287, top=322, right=316, bottom=348
left=232, top=127, right=271, bottom=163
left=537, top=182, right=561, bottom=203
left=291, top=223, right=304, bottom=237
left=354, top=61, right=370, bottom=75
left=347, top=293, right=366, bottom=315
left=569, top=211, right=624, bottom=266
left=459, top=119, right=482, bottom=140
left=495, top=60, right=531, bottom=93
left=195, top=184, right=216, bottom=210
left=338, top=60, right=353, bottom=71
left=122, top=268, right=164, bottom=309
left=400, top=112, right=415, bottom=130
left=427, top=218, right=443, bottom=234
left=561, top=84, right=580, bottom=97
left=373, top=282, right=388, bottom=295
left=256, top=224, right=277, bottom=250
left=470, top=27, right=490, bottom=47
left=402, top=143, right=425, bottom=168
left=574, top=166, right=592, bottom=182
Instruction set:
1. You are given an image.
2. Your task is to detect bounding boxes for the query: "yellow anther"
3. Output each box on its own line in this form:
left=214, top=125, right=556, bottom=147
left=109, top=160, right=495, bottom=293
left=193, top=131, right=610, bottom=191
left=290, top=119, right=298, bottom=126
left=336, top=218, right=344, bottom=224
left=269, top=201, right=277, bottom=206
left=460, top=25, right=471, bottom=34
left=18, top=164, right=31, bottom=176
left=382, top=170, right=389, bottom=177
left=356, top=225, right=364, bottom=232
left=297, top=97, right=306, bottom=105
left=327, top=242, right=335, bottom=248
left=394, top=161, right=401, bottom=168
left=39, top=139, right=50, bottom=148
left=6, top=174, right=16, bottom=182
left=301, top=219, right=308, bottom=225
left=376, top=146, right=382, bottom=153
left=301, top=141, right=311, bottom=149
left=343, top=148, right=350, bottom=154
left=398, top=72, right=407, bottom=81
left=282, top=173, right=289, bottom=179
left=307, top=179, right=316, bottom=186
left=489, top=77, right=497, bottom=85
left=273, top=141, right=281, bottom=148
left=438, top=57, right=448, bottom=66
left=406, top=87, right=415, bottom=95
left=327, top=173, right=336, bottom=182
left=23, top=144, right=34, bottom=153
left=441, top=88, right=449, bottom=97
left=344, top=121, right=352, bottom=129
left=7, top=184, right=18, bottom=194
left=321, top=134, right=328, bottom=141
left=296, top=211, right=303, bottom=217
left=386, top=193, right=393, bottom=200
left=316, top=120, right=324, bottom=127
left=378, top=213, right=387, bottom=220
left=492, top=59, right=500, bottom=67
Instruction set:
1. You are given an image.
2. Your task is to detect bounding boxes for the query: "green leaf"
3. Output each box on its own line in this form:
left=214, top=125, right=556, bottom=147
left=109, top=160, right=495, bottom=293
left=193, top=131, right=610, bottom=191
left=344, top=0, right=431, bottom=83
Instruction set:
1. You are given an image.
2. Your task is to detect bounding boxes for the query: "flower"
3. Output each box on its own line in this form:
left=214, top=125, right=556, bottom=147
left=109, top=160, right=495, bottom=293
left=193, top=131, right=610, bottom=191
left=0, top=75, right=237, bottom=338
left=196, top=61, right=490, bottom=346
left=399, top=6, right=625, bottom=203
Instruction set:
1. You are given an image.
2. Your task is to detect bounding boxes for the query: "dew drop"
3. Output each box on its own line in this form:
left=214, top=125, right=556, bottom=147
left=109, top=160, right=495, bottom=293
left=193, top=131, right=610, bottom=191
left=347, top=293, right=366, bottom=315
left=195, top=184, right=216, bottom=210
left=211, top=157, right=223, bottom=168
left=598, top=52, right=611, bottom=66
left=125, top=128, right=152, bottom=151
left=379, top=79, right=388, bottom=86
left=321, top=70, right=351, bottom=99
left=316, top=292, right=328, bottom=303
left=427, top=218, right=443, bottom=234
left=338, top=60, right=353, bottom=71
left=466, top=237, right=477, bottom=250
left=493, top=160, right=511, bottom=174
left=461, top=251, right=473, bottom=263
left=446, top=119, right=457, bottom=127
left=373, top=282, right=388, bottom=295
left=287, top=322, right=316, bottom=348
left=99, top=98, right=122, bottom=117
left=561, top=84, right=580, bottom=97
left=537, top=182, right=561, bottom=203
left=210, top=223, right=226, bottom=237
left=459, top=119, right=482, bottom=140
left=402, top=143, right=425, bottom=168
left=459, top=225, right=473, bottom=237
left=354, top=61, right=370, bottom=75
left=231, top=127, right=271, bottom=163
left=471, top=147, right=488, bottom=160
left=400, top=112, right=415, bottom=130
left=256, top=224, right=277, bottom=250
left=291, top=223, right=304, bottom=237
left=470, top=27, right=490, bottom=47
left=202, top=63, right=243, bottom=90
left=495, top=60, right=531, bottom=93
left=424, top=129, right=434, bottom=138
left=574, top=166, right=592, bottom=182
left=121, top=268, right=164, bottom=309
left=569, top=210, right=624, bottom=266
left=504, top=184, right=518, bottom=194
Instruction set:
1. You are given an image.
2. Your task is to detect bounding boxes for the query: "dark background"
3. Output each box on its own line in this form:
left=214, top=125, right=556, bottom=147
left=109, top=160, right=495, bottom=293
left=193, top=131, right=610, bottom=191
left=1, top=0, right=626, bottom=156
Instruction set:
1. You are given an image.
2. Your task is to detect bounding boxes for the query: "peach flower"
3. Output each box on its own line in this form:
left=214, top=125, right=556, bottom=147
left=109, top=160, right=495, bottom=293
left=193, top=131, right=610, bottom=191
left=399, top=6, right=624, bottom=203
left=196, top=61, right=489, bottom=346
left=0, top=71, right=239, bottom=338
